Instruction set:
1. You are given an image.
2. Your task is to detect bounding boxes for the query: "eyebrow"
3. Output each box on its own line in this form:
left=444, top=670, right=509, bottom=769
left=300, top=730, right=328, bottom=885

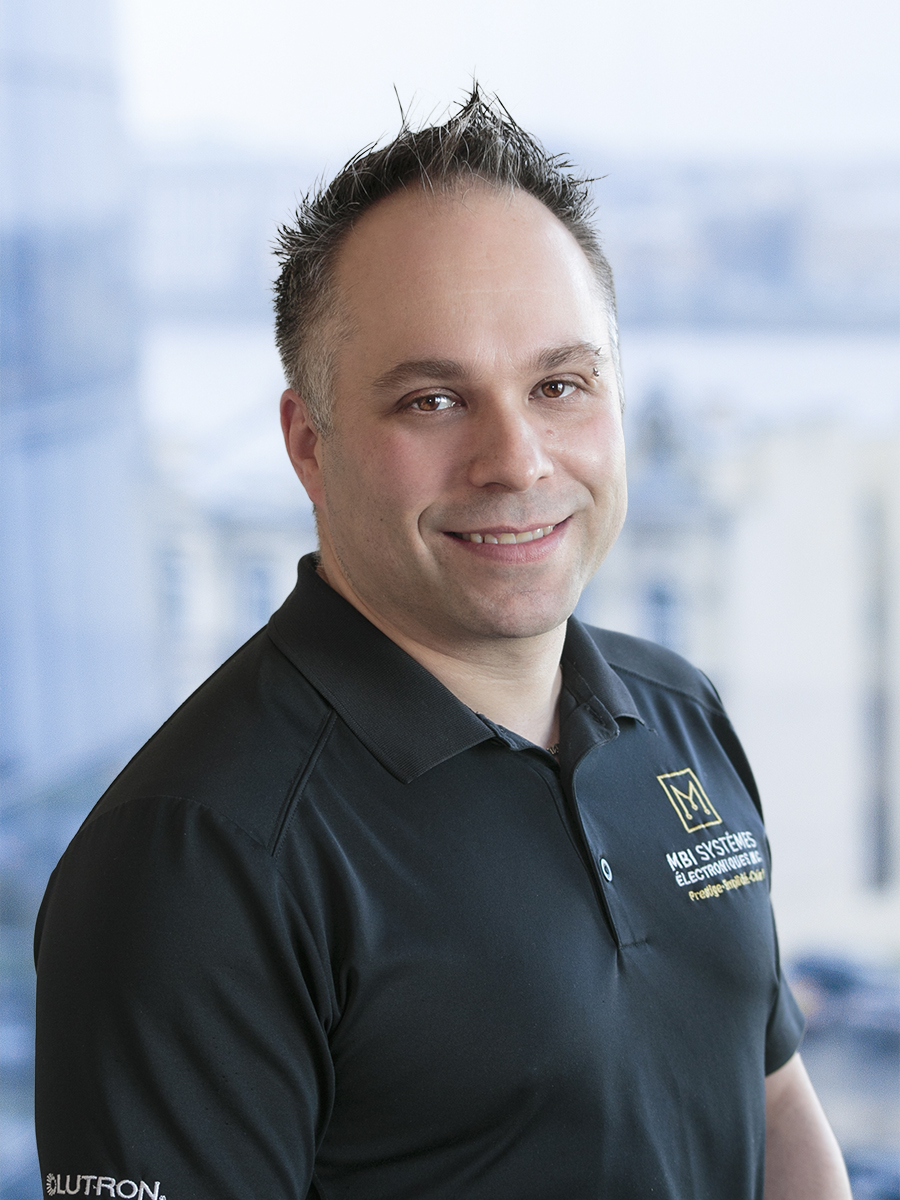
left=535, top=342, right=606, bottom=373
left=371, top=343, right=606, bottom=392
left=372, top=359, right=467, bottom=392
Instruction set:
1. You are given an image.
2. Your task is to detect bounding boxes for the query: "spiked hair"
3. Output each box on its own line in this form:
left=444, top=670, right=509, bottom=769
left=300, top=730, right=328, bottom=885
left=273, top=88, right=621, bottom=434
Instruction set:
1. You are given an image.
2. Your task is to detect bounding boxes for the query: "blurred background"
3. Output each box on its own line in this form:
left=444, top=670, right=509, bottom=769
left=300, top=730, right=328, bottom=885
left=1, top=0, right=898, bottom=1194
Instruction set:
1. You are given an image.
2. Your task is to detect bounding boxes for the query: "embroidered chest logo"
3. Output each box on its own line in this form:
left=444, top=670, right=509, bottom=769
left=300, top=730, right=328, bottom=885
left=657, top=767, right=722, bottom=832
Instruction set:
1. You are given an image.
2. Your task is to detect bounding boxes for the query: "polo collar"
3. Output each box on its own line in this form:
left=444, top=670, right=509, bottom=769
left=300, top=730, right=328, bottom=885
left=268, top=555, right=642, bottom=784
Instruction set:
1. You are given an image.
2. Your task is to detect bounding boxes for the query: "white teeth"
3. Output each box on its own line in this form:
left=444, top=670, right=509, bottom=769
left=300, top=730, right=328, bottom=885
left=458, top=523, right=556, bottom=544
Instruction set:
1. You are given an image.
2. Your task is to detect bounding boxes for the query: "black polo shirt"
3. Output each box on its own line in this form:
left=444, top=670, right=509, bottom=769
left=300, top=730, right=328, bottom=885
left=35, top=554, right=803, bottom=1200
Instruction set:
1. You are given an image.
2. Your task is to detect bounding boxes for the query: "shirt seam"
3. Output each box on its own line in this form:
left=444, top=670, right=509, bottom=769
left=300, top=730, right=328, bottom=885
left=271, top=709, right=339, bottom=857
left=605, top=661, right=726, bottom=719
left=75, top=791, right=341, bottom=922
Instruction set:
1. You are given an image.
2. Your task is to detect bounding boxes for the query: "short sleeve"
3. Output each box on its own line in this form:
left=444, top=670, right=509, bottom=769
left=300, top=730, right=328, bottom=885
left=34, top=795, right=335, bottom=1200
left=764, top=961, right=806, bottom=1075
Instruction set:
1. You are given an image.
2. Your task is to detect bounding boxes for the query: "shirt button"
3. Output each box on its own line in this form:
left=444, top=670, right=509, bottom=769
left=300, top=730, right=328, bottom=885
left=599, top=857, right=613, bottom=882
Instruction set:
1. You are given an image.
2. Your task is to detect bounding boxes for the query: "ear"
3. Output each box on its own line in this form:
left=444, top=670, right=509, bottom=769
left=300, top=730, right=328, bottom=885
left=280, top=389, right=326, bottom=507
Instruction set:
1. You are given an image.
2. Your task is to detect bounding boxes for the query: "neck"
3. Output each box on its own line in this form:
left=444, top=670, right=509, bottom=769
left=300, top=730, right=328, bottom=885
left=316, top=561, right=565, bottom=749
left=401, top=628, right=566, bottom=750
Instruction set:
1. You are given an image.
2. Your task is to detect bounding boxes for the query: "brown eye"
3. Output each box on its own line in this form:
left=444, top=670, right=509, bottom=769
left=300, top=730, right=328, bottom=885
left=411, top=394, right=457, bottom=412
left=540, top=380, right=575, bottom=399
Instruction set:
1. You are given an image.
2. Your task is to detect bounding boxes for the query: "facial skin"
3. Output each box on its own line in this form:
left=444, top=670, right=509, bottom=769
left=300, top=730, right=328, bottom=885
left=281, top=183, right=627, bottom=665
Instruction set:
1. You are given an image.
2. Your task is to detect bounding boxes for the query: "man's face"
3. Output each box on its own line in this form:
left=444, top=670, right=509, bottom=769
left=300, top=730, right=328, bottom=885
left=283, top=184, right=627, bottom=655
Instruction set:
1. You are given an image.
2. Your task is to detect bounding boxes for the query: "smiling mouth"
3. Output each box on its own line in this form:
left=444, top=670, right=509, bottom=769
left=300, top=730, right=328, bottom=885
left=451, top=523, right=557, bottom=545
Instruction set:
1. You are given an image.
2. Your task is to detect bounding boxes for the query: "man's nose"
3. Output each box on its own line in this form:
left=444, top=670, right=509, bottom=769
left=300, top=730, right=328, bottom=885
left=465, top=401, right=555, bottom=492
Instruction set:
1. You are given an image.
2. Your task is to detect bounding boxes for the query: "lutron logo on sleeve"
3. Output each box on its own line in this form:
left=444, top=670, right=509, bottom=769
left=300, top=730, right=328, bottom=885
left=657, top=768, right=722, bottom=833
left=45, top=1176, right=165, bottom=1198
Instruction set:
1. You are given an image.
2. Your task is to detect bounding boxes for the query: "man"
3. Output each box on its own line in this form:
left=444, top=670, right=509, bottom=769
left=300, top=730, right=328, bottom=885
left=35, top=92, right=850, bottom=1199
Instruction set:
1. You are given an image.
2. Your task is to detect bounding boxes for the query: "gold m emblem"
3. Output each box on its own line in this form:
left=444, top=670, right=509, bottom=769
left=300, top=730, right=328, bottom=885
left=657, top=768, right=722, bottom=833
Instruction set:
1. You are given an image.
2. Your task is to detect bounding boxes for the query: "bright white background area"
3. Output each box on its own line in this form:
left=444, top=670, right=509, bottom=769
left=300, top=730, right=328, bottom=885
left=114, top=0, right=900, bottom=161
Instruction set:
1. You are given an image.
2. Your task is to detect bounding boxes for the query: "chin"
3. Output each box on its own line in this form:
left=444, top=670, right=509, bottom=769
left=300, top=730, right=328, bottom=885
left=455, top=593, right=578, bottom=642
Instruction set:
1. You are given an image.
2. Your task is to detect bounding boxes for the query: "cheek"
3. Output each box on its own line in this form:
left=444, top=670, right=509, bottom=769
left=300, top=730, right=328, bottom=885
left=327, top=432, right=445, bottom=530
left=571, top=416, right=626, bottom=496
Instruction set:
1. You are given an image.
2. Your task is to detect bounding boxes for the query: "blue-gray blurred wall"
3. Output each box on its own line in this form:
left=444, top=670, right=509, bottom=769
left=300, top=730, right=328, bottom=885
left=0, top=0, right=161, bottom=800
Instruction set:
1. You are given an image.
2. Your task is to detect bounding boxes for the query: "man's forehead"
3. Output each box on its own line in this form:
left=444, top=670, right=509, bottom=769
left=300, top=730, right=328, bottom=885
left=331, top=189, right=603, bottom=319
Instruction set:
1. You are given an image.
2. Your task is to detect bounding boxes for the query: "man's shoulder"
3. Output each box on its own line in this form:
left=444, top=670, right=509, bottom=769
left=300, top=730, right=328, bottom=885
left=581, top=625, right=725, bottom=715
left=88, top=626, right=333, bottom=850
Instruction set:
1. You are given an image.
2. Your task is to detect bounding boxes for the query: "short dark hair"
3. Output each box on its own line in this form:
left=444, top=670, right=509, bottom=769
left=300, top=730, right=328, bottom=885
left=273, top=87, right=621, bottom=434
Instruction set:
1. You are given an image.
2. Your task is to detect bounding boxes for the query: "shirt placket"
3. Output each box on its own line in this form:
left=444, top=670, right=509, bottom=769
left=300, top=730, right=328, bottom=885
left=559, top=701, right=646, bottom=951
